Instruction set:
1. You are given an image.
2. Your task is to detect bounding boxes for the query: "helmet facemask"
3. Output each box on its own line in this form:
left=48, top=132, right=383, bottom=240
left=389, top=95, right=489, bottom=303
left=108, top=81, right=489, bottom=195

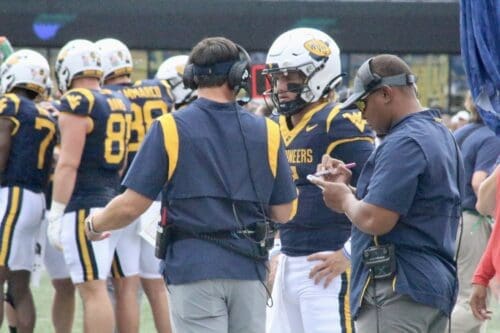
left=264, top=64, right=321, bottom=116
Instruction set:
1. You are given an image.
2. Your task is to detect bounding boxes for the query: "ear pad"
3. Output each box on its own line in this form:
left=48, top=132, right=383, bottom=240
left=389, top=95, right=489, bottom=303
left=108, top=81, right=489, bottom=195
left=182, top=63, right=197, bottom=90
left=227, top=44, right=251, bottom=91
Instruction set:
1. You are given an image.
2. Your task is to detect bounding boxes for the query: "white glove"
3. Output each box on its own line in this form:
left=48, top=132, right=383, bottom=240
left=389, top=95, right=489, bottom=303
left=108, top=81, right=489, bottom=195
left=46, top=201, right=66, bottom=251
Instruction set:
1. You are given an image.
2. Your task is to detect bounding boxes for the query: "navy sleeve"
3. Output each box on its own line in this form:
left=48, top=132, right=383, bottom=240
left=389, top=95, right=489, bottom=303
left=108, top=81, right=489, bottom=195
left=475, top=136, right=500, bottom=173
left=122, top=121, right=168, bottom=199
left=59, top=88, right=94, bottom=115
left=269, top=139, right=297, bottom=205
left=363, top=137, right=427, bottom=215
left=330, top=139, right=374, bottom=186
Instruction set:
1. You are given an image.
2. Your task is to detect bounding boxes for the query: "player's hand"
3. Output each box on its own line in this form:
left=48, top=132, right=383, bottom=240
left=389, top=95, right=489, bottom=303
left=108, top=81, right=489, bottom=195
left=470, top=284, right=492, bottom=321
left=307, top=250, right=349, bottom=288
left=46, top=210, right=63, bottom=251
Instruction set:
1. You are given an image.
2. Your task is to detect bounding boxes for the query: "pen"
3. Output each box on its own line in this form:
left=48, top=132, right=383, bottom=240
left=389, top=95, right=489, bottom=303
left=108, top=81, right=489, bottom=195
left=313, top=162, right=356, bottom=177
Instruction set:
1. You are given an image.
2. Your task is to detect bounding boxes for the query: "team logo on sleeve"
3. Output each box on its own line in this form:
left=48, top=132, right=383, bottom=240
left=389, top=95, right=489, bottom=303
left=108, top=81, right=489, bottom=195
left=343, top=112, right=367, bottom=132
left=66, top=94, right=82, bottom=110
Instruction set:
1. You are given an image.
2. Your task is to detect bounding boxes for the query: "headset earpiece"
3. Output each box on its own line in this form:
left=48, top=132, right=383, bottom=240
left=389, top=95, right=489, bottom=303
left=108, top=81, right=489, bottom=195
left=182, top=63, right=197, bottom=90
left=183, top=44, right=251, bottom=92
left=227, top=44, right=251, bottom=91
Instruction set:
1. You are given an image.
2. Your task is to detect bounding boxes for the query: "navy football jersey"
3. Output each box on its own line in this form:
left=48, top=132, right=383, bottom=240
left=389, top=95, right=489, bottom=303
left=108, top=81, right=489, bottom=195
left=277, top=101, right=375, bottom=255
left=58, top=88, right=131, bottom=212
left=0, top=93, right=56, bottom=193
left=106, top=79, right=174, bottom=166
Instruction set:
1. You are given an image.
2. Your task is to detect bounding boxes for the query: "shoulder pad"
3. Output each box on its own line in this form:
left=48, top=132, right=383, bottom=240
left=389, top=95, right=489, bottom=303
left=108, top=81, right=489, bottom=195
left=0, top=93, right=21, bottom=117
left=60, top=88, right=95, bottom=115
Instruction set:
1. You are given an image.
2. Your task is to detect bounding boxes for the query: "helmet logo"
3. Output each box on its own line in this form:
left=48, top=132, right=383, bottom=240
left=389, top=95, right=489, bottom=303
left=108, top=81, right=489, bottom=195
left=304, top=39, right=331, bottom=58
left=6, top=55, right=19, bottom=65
left=175, top=64, right=185, bottom=76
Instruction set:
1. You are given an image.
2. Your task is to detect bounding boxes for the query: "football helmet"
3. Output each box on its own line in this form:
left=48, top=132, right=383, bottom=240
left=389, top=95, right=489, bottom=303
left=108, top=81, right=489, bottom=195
left=263, top=27, right=342, bottom=116
left=95, top=38, right=133, bottom=81
left=55, top=39, right=103, bottom=93
left=0, top=49, right=50, bottom=96
left=156, top=55, right=195, bottom=106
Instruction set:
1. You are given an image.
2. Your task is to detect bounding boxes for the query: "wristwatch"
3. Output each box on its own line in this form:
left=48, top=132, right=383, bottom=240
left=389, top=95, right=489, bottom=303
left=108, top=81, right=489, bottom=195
left=85, top=214, right=102, bottom=236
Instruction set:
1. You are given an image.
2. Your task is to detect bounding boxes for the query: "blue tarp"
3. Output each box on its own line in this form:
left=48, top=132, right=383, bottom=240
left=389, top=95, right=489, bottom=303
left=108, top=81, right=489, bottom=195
left=460, top=0, right=500, bottom=135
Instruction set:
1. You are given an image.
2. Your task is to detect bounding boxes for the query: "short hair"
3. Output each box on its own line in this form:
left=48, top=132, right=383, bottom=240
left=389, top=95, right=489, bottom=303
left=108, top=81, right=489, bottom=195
left=188, top=37, right=240, bottom=88
left=369, top=54, right=416, bottom=96
left=370, top=54, right=413, bottom=77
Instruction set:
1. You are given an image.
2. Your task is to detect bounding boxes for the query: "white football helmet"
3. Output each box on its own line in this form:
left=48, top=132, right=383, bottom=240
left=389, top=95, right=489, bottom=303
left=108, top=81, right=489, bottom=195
left=95, top=38, right=133, bottom=81
left=55, top=39, right=103, bottom=93
left=156, top=55, right=195, bottom=107
left=263, top=27, right=342, bottom=116
left=0, top=49, right=50, bottom=96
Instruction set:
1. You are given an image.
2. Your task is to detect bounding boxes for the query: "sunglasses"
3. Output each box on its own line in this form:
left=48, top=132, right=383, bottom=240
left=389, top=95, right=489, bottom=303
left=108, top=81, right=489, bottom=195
left=354, top=87, right=387, bottom=112
left=355, top=99, right=367, bottom=113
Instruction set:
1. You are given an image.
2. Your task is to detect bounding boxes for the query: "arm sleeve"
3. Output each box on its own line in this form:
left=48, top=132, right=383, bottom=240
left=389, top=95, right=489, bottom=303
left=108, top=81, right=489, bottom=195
left=475, top=136, right=500, bottom=173
left=122, top=121, right=168, bottom=199
left=330, top=139, right=374, bottom=185
left=363, top=137, right=427, bottom=215
left=472, top=221, right=499, bottom=286
left=59, top=88, right=94, bottom=115
left=0, top=95, right=19, bottom=117
left=269, top=139, right=297, bottom=205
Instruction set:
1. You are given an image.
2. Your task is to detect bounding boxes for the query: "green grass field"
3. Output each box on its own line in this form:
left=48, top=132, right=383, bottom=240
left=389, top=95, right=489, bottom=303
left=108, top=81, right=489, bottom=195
left=1, top=271, right=500, bottom=332
left=1, top=271, right=157, bottom=333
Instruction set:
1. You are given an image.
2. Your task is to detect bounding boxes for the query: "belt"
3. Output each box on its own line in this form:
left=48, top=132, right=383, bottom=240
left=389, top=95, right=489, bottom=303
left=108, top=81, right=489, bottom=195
left=171, top=227, right=256, bottom=241
left=462, top=208, right=480, bottom=216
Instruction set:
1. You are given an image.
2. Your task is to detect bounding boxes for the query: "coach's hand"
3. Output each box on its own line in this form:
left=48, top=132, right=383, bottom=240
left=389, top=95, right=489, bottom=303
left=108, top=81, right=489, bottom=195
left=84, top=214, right=111, bottom=241
left=308, top=250, right=350, bottom=288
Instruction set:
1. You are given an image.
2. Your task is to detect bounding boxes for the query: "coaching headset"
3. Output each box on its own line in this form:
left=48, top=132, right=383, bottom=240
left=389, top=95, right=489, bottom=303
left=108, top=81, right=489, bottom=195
left=182, top=44, right=251, bottom=94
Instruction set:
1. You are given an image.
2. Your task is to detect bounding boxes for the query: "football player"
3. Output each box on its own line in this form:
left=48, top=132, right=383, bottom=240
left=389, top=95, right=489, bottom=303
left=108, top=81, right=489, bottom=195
left=263, top=28, right=375, bottom=333
left=46, top=39, right=130, bottom=333
left=0, top=49, right=56, bottom=332
left=96, top=38, right=173, bottom=333
left=156, top=54, right=195, bottom=110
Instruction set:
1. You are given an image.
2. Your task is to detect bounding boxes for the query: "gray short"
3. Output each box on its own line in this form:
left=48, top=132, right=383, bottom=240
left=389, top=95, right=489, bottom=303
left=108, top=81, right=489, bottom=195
left=169, top=279, right=266, bottom=333
left=356, top=279, right=448, bottom=333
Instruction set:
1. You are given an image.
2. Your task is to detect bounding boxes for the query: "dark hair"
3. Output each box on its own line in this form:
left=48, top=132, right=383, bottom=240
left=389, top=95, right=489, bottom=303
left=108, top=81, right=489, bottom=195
left=188, top=37, right=239, bottom=88
left=370, top=54, right=413, bottom=77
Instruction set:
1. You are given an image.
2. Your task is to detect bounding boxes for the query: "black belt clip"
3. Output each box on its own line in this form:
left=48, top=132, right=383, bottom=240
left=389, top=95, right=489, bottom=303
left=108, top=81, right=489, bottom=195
left=362, top=244, right=396, bottom=280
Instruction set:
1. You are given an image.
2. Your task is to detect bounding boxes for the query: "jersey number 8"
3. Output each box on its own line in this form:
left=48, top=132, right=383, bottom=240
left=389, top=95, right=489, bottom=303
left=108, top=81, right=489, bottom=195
left=104, top=112, right=128, bottom=165
left=129, top=100, right=168, bottom=152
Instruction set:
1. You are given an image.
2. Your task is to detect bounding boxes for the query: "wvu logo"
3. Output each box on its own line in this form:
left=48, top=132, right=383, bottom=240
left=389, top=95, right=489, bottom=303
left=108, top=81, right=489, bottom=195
left=66, top=94, right=82, bottom=110
left=343, top=112, right=367, bottom=133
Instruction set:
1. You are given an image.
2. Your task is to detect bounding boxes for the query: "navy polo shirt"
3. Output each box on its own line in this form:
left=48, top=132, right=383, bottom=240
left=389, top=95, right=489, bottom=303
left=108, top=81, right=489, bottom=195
left=454, top=123, right=500, bottom=210
left=123, top=97, right=297, bottom=284
left=351, top=109, right=463, bottom=317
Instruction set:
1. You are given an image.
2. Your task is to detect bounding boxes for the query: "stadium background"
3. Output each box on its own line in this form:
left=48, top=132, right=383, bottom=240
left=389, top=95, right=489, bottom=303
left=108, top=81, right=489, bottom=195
left=1, top=0, right=499, bottom=331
